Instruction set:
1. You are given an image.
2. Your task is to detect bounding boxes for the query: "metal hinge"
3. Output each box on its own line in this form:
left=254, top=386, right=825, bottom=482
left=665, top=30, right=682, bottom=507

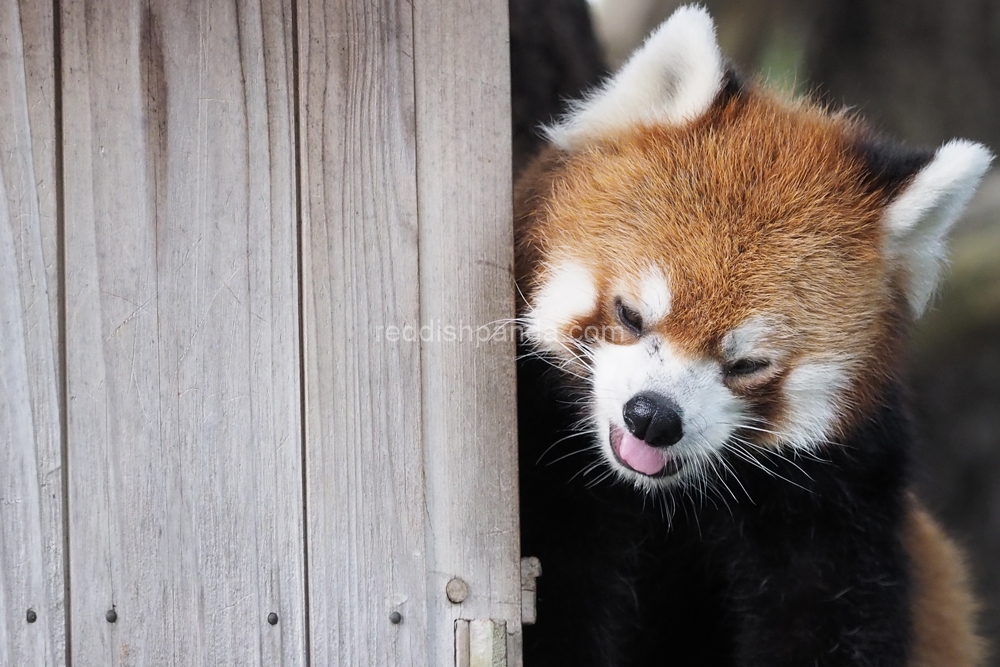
left=452, top=558, right=541, bottom=667
left=455, top=619, right=507, bottom=667
left=520, top=556, right=542, bottom=626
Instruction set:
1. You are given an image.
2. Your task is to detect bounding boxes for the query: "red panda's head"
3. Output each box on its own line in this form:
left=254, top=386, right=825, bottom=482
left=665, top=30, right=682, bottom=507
left=514, top=6, right=992, bottom=491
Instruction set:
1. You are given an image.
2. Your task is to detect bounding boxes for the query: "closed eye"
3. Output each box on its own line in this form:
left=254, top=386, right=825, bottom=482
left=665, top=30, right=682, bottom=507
left=724, top=358, right=771, bottom=378
left=615, top=298, right=643, bottom=336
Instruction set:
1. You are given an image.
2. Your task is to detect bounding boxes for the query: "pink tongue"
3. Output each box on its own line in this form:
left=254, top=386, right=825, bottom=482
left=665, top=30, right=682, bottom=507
left=619, top=432, right=666, bottom=475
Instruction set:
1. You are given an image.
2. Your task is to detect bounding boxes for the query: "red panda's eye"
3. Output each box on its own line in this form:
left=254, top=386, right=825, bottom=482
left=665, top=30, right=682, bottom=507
left=615, top=299, right=643, bottom=337
left=724, top=358, right=770, bottom=377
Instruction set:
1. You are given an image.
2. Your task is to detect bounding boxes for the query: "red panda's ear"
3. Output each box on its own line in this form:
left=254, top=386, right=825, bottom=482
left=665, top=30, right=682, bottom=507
left=544, top=5, right=725, bottom=151
left=881, top=139, right=993, bottom=316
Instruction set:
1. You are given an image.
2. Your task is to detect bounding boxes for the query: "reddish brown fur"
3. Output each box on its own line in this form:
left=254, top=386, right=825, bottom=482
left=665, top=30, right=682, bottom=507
left=515, top=89, right=911, bottom=441
left=904, top=498, right=987, bottom=667
left=515, top=62, right=987, bottom=667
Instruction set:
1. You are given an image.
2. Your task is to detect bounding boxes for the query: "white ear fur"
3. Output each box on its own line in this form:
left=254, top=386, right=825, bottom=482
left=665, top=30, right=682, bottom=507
left=883, top=139, right=993, bottom=315
left=544, top=5, right=724, bottom=151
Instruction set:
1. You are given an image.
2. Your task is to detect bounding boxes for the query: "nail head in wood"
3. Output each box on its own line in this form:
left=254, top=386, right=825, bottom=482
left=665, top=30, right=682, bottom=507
left=26, top=609, right=37, bottom=623
left=267, top=612, right=278, bottom=625
left=446, top=577, right=470, bottom=604
left=389, top=611, right=402, bottom=624
left=106, top=609, right=117, bottom=623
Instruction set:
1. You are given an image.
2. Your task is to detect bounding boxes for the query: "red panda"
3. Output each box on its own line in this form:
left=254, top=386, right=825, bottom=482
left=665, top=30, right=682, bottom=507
left=515, top=6, right=992, bottom=667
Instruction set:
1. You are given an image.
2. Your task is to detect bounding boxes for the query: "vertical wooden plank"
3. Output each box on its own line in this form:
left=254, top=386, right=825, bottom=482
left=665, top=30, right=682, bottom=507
left=412, top=0, right=521, bottom=664
left=0, top=0, right=66, bottom=664
left=455, top=620, right=471, bottom=667
left=60, top=0, right=305, bottom=664
left=298, top=0, right=429, bottom=663
left=455, top=620, right=510, bottom=667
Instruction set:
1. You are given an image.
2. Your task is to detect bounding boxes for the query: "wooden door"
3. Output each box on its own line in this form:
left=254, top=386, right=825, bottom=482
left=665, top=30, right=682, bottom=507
left=0, top=0, right=518, bottom=664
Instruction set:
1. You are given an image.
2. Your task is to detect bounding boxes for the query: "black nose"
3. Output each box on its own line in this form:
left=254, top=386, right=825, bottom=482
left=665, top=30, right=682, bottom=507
left=623, top=392, right=683, bottom=448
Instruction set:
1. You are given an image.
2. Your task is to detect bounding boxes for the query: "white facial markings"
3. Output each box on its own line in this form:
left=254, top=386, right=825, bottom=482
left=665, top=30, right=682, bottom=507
left=525, top=262, right=857, bottom=486
left=776, top=359, right=851, bottom=451
left=590, top=335, right=745, bottom=487
left=637, top=267, right=672, bottom=324
left=579, top=305, right=857, bottom=490
left=526, top=261, right=598, bottom=355
left=720, top=315, right=788, bottom=363
left=721, top=317, right=852, bottom=450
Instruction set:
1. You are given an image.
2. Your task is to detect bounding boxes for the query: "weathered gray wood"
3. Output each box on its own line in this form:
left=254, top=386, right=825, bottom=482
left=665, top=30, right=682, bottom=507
left=412, top=0, right=521, bottom=663
left=61, top=0, right=305, bottom=664
left=298, top=0, right=430, bottom=663
left=456, top=620, right=472, bottom=667
left=0, top=0, right=65, bottom=664
left=455, top=620, right=509, bottom=667
left=470, top=620, right=508, bottom=667
left=300, top=0, right=519, bottom=662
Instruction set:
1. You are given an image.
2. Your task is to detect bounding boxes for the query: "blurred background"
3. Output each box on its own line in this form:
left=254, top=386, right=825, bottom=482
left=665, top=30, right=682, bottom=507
left=513, top=0, right=1000, bottom=659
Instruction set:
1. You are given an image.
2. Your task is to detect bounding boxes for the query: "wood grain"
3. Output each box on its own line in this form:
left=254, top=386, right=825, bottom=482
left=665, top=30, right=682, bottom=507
left=470, top=620, right=508, bottom=667
left=412, top=0, right=521, bottom=662
left=300, top=0, right=519, bottom=663
left=60, top=0, right=305, bottom=664
left=0, top=0, right=65, bottom=664
left=4, top=0, right=518, bottom=661
left=298, top=0, right=430, bottom=663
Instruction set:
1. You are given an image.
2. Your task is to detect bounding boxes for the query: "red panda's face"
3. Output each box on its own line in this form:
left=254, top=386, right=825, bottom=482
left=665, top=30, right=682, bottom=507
left=521, top=102, right=891, bottom=489
left=515, top=6, right=991, bottom=491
